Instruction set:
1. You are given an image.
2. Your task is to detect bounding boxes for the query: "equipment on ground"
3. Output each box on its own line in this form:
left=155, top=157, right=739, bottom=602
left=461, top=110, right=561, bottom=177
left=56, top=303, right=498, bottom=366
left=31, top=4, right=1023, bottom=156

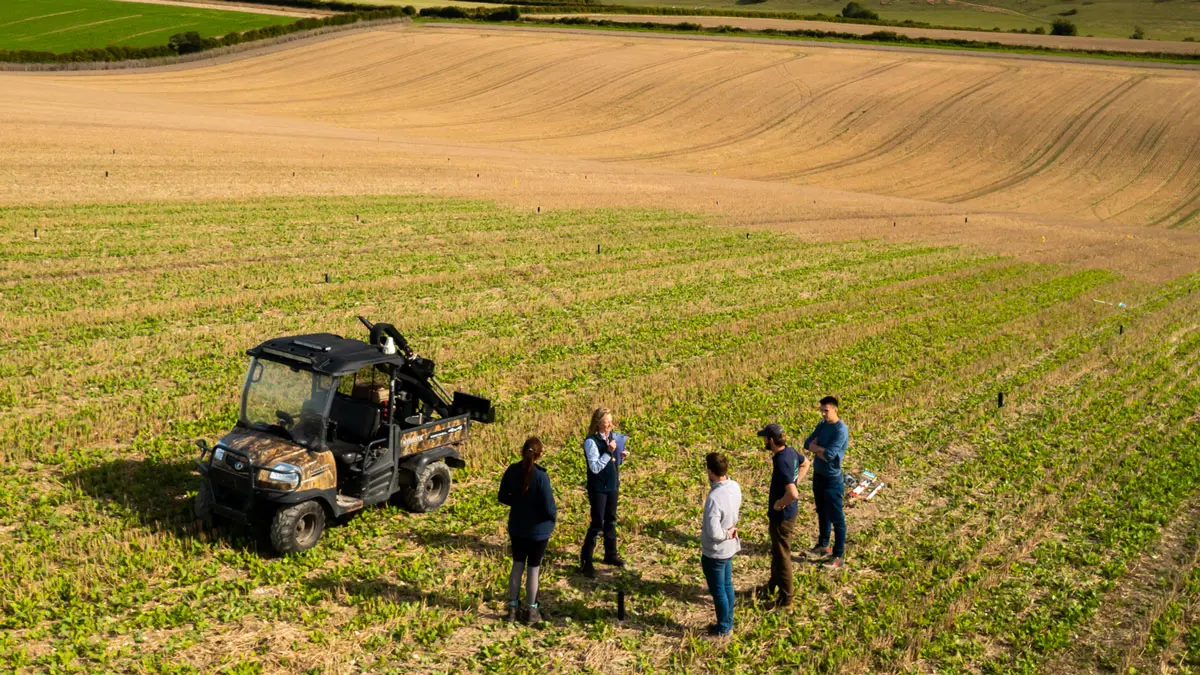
left=845, top=470, right=885, bottom=501
left=193, top=317, right=495, bottom=554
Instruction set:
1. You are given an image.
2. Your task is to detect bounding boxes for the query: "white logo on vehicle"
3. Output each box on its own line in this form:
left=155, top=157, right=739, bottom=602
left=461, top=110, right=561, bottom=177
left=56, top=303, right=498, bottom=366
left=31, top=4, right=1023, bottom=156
left=401, top=424, right=464, bottom=447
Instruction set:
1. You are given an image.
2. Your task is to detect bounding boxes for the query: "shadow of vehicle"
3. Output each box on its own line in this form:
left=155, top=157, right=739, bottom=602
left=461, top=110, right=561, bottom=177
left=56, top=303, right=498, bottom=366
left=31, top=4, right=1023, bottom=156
left=69, top=456, right=267, bottom=554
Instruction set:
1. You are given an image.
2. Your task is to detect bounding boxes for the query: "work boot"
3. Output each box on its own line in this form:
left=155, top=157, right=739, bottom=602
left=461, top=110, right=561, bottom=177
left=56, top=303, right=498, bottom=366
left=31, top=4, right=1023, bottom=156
left=805, top=544, right=832, bottom=559
left=601, top=554, right=626, bottom=568
left=580, top=561, right=596, bottom=578
left=739, top=584, right=772, bottom=602
left=506, top=602, right=519, bottom=623
left=525, top=604, right=542, bottom=625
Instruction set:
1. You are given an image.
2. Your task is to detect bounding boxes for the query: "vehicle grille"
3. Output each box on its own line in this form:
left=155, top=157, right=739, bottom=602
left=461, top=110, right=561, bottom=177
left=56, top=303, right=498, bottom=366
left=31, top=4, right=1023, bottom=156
left=210, top=466, right=252, bottom=507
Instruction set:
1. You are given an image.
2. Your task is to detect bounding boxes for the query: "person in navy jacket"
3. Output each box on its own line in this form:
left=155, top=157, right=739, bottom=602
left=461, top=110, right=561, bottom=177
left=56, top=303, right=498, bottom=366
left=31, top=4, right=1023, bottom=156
left=498, top=437, right=557, bottom=624
left=579, top=407, right=629, bottom=577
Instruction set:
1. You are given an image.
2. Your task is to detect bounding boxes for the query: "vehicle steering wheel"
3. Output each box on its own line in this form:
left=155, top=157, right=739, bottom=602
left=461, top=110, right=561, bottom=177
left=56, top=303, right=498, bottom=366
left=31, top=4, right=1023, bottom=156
left=275, top=410, right=296, bottom=429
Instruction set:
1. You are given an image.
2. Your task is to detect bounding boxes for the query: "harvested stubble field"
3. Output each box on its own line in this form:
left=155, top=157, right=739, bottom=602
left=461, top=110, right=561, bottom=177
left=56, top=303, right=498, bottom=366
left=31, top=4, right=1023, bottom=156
left=2, top=22, right=1200, bottom=675
left=42, top=26, right=1200, bottom=229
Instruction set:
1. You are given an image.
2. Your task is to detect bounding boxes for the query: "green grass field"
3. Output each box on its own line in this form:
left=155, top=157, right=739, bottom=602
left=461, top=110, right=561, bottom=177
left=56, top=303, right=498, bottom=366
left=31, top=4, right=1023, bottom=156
left=604, top=0, right=1200, bottom=39
left=0, top=0, right=293, bottom=52
left=2, top=195, right=1198, bottom=673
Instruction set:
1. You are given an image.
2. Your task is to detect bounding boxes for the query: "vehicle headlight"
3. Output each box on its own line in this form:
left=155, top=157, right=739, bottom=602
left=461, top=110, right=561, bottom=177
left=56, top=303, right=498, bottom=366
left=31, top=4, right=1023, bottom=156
left=267, top=463, right=301, bottom=486
left=213, top=447, right=225, bottom=462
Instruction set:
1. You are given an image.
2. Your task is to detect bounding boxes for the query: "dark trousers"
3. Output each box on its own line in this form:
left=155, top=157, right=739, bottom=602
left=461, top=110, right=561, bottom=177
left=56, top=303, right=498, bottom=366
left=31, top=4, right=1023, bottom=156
left=701, top=555, right=735, bottom=634
left=510, top=536, right=550, bottom=567
left=813, top=473, right=847, bottom=558
left=581, top=489, right=618, bottom=563
left=767, top=516, right=796, bottom=605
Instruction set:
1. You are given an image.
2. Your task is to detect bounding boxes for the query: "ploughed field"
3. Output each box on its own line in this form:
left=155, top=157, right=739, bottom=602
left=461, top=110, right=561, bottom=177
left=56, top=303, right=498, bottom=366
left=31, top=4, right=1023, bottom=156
left=63, top=28, right=1200, bottom=229
left=2, top=23, right=1200, bottom=675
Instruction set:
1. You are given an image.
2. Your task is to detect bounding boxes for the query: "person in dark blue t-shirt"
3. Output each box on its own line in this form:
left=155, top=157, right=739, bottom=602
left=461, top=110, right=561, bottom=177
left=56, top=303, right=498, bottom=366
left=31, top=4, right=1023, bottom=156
left=756, top=423, right=808, bottom=608
left=803, top=396, right=850, bottom=569
left=498, top=437, right=557, bottom=625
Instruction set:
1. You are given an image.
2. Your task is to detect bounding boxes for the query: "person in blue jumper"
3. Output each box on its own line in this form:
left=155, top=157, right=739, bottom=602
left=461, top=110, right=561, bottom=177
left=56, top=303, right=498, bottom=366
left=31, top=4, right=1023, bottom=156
left=498, top=437, right=557, bottom=624
left=803, top=396, right=850, bottom=569
left=579, top=407, right=629, bottom=577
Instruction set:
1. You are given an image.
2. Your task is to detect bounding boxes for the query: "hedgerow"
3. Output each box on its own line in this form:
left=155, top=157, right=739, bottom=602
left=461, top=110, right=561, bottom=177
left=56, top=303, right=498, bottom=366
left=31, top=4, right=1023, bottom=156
left=418, top=6, right=521, bottom=21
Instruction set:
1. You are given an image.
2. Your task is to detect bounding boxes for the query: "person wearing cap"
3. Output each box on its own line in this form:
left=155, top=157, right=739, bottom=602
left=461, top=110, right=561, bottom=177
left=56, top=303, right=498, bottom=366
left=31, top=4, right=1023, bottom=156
left=757, top=422, right=807, bottom=608
left=700, top=452, right=741, bottom=636
left=803, top=396, right=849, bottom=569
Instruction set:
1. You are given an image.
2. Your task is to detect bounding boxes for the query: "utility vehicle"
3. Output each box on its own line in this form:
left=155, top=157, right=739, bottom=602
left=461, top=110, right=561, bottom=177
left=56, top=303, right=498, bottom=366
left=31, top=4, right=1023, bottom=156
left=194, top=318, right=494, bottom=554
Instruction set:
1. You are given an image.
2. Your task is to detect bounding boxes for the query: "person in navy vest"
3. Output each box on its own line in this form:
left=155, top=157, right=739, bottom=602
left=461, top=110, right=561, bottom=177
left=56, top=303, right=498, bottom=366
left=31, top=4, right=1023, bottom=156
left=579, top=407, right=629, bottom=577
left=498, top=437, right=557, bottom=625
left=803, top=396, right=850, bottom=569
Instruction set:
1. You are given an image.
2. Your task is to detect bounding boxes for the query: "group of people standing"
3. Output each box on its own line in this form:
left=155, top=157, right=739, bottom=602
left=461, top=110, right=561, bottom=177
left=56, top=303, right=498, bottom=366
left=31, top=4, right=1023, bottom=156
left=496, top=397, right=849, bottom=635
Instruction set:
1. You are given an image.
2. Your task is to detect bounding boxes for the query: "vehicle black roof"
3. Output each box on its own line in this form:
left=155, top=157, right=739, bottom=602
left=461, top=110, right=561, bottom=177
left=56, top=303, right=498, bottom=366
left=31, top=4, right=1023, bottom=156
left=246, top=333, right=406, bottom=376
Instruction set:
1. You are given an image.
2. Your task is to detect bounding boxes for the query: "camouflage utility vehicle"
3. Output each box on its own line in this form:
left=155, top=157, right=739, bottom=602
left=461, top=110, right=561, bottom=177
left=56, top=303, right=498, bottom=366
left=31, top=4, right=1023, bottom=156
left=194, top=317, right=494, bottom=554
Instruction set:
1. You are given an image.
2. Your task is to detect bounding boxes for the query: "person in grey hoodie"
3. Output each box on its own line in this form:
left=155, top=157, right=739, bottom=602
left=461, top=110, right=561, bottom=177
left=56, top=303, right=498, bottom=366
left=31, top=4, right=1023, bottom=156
left=700, top=452, right=742, bottom=637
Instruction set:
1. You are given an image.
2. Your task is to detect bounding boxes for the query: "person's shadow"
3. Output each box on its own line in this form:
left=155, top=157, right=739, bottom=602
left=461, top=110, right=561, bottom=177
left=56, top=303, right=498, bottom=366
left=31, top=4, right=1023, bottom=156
left=405, top=530, right=510, bottom=558
left=304, top=574, right=472, bottom=611
left=638, top=519, right=701, bottom=548
left=377, top=532, right=693, bottom=633
left=556, top=558, right=704, bottom=636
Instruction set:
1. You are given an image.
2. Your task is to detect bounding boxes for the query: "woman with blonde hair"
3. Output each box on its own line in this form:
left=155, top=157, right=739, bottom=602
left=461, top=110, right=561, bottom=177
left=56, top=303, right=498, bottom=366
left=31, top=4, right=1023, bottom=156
left=498, top=437, right=556, bottom=624
left=579, top=407, right=629, bottom=577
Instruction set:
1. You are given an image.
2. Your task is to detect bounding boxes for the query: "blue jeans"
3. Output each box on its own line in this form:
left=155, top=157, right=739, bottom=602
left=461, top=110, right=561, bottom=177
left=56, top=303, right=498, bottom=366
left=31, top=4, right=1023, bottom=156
left=701, top=555, right=734, bottom=634
left=813, top=473, right=846, bottom=558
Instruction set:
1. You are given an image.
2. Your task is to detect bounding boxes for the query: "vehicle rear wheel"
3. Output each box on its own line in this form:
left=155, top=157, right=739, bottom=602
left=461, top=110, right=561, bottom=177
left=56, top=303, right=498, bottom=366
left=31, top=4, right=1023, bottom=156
left=402, top=461, right=452, bottom=513
left=269, top=500, right=326, bottom=554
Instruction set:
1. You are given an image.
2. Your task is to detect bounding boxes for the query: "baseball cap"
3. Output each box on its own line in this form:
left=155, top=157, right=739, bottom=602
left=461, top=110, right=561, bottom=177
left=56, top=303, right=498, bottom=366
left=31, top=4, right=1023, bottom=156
left=757, top=423, right=785, bottom=442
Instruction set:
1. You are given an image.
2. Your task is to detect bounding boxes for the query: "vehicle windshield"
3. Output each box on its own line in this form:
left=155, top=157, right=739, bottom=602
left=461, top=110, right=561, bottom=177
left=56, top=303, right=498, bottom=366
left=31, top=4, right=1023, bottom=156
left=240, top=357, right=335, bottom=449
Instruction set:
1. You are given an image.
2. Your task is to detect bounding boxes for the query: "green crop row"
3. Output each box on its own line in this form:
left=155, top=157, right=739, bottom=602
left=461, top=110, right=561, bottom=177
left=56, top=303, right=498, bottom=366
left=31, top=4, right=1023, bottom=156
left=1, top=195, right=1195, bottom=673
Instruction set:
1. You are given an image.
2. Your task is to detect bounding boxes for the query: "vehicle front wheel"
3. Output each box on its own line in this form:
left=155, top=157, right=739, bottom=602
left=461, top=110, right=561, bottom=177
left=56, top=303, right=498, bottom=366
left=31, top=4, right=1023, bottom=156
left=269, top=501, right=326, bottom=554
left=194, top=483, right=215, bottom=529
left=402, top=461, right=452, bottom=513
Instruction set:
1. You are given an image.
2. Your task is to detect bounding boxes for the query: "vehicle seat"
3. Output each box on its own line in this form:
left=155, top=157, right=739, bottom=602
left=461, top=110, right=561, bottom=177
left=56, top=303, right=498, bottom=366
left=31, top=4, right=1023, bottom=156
left=329, top=396, right=383, bottom=446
